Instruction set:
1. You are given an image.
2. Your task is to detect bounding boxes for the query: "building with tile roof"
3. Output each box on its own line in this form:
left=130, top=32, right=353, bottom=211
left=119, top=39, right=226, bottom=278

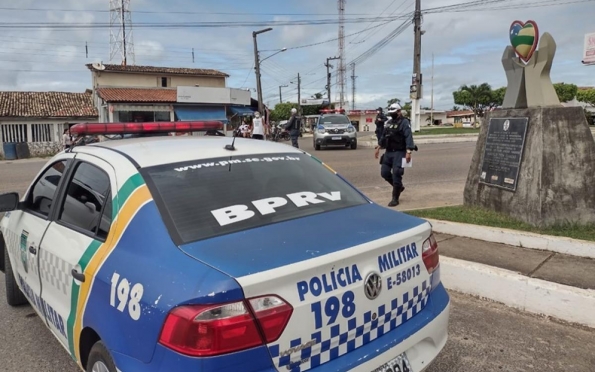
left=0, top=91, right=98, bottom=158
left=87, top=63, right=258, bottom=132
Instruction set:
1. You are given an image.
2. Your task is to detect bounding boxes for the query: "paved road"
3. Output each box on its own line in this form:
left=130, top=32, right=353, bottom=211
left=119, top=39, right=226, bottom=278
left=0, top=141, right=476, bottom=210
left=298, top=139, right=475, bottom=210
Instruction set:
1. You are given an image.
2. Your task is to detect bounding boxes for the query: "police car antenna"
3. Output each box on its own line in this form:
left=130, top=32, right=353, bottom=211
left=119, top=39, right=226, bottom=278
left=224, top=129, right=237, bottom=151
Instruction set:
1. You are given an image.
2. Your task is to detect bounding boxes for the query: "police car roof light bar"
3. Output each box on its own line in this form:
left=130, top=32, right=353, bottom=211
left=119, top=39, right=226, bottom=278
left=319, top=108, right=346, bottom=114
left=69, top=121, right=224, bottom=136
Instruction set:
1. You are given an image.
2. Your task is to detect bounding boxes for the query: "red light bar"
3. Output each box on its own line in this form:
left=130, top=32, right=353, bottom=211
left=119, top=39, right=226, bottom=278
left=319, top=109, right=346, bottom=114
left=70, top=121, right=224, bottom=136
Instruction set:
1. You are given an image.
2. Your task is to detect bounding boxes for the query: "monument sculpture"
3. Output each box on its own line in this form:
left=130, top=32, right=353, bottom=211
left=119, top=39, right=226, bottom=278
left=464, top=20, right=595, bottom=228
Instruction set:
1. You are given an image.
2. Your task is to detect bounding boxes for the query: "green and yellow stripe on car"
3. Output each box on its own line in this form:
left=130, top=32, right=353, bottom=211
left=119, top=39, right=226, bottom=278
left=66, top=173, right=152, bottom=364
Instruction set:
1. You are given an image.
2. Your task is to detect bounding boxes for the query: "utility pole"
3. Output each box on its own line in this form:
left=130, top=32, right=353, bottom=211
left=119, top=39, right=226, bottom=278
left=325, top=56, right=339, bottom=105
left=297, top=73, right=302, bottom=116
left=430, top=53, right=434, bottom=126
left=252, top=28, right=273, bottom=116
left=350, top=63, right=357, bottom=110
left=410, top=0, right=423, bottom=132
left=337, top=0, right=346, bottom=108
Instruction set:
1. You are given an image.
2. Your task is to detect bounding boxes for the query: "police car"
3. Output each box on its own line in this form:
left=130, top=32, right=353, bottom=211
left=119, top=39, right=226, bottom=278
left=0, top=121, right=449, bottom=372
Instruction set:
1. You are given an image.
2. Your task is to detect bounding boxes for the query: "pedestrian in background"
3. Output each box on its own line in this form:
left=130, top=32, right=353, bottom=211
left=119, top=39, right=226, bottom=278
left=284, top=108, right=301, bottom=148
left=374, top=107, right=387, bottom=142
left=251, top=112, right=265, bottom=140
left=62, top=128, right=72, bottom=150
left=374, top=103, right=416, bottom=207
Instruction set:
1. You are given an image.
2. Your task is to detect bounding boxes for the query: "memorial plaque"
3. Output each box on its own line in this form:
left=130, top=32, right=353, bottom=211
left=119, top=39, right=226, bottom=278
left=479, top=117, right=528, bottom=191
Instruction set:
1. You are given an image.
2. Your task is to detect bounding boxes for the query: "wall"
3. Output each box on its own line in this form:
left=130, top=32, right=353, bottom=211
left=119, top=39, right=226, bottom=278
left=347, top=113, right=376, bottom=131
left=94, top=72, right=226, bottom=88
left=420, top=112, right=447, bottom=126
left=0, top=118, right=97, bottom=158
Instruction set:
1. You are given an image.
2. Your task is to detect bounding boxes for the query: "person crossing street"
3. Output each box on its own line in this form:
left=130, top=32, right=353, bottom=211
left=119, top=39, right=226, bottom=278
left=374, top=103, right=416, bottom=207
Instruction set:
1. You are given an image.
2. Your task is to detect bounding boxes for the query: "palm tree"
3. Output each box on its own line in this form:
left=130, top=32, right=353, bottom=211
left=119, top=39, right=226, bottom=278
left=460, top=83, right=492, bottom=127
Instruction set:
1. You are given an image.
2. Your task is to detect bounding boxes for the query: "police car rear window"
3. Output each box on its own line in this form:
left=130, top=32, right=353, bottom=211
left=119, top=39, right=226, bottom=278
left=142, top=153, right=368, bottom=245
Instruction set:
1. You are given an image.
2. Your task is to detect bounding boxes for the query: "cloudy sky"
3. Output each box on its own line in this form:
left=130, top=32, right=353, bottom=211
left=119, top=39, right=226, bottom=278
left=0, top=0, right=593, bottom=111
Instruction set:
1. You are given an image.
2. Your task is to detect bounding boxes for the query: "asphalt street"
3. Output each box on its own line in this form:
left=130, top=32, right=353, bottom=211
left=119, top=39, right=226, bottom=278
left=2, top=141, right=594, bottom=371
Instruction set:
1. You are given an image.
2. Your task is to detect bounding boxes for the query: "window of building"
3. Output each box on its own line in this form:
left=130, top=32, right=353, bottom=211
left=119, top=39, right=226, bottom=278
left=58, top=162, right=112, bottom=239
left=161, top=77, right=169, bottom=87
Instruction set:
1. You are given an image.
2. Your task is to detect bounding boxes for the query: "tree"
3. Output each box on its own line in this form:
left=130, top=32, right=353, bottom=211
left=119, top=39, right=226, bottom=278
left=553, top=83, right=578, bottom=103
left=270, top=102, right=298, bottom=122
left=492, top=87, right=506, bottom=106
left=577, top=88, right=595, bottom=106
left=451, top=106, right=461, bottom=111
left=387, top=98, right=401, bottom=106
left=312, top=93, right=323, bottom=99
left=453, top=83, right=500, bottom=126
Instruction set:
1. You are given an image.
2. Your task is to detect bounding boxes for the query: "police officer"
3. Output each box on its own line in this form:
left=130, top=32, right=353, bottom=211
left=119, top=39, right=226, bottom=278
left=284, top=108, right=301, bottom=148
left=374, top=107, right=387, bottom=142
left=374, top=103, right=416, bottom=207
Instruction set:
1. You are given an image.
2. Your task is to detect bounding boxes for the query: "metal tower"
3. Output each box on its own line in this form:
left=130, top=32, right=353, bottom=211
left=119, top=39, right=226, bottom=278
left=336, top=0, right=346, bottom=108
left=109, top=0, right=135, bottom=65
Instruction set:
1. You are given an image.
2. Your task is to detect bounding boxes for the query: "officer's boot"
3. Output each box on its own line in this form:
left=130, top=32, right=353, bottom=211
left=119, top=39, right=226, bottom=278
left=388, top=185, right=402, bottom=207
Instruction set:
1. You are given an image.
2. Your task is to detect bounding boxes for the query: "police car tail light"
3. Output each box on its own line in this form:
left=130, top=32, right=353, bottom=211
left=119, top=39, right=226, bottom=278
left=158, top=301, right=262, bottom=357
left=248, top=295, right=293, bottom=343
left=69, top=121, right=223, bottom=136
left=422, top=233, right=439, bottom=274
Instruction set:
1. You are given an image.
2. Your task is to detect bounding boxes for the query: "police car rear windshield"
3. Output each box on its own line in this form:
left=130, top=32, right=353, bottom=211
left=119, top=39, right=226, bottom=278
left=319, top=115, right=351, bottom=125
left=141, top=153, right=367, bottom=245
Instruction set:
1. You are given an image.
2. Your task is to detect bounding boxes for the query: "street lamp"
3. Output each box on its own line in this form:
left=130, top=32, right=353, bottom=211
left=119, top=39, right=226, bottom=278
left=261, top=47, right=287, bottom=64
left=252, top=27, right=274, bottom=116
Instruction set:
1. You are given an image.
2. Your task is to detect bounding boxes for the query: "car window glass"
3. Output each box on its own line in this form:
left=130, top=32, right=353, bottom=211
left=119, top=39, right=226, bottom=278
left=95, top=191, right=112, bottom=240
left=142, top=153, right=368, bottom=244
left=319, top=115, right=350, bottom=125
left=59, top=162, right=112, bottom=238
left=26, top=160, right=68, bottom=217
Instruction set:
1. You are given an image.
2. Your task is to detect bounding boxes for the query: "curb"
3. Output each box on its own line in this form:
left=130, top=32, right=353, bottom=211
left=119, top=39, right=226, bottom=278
left=359, top=136, right=478, bottom=148
left=427, top=219, right=595, bottom=259
left=441, top=256, right=595, bottom=328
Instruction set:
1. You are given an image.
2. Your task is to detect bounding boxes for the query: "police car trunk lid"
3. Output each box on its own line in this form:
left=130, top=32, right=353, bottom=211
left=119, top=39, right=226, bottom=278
left=231, top=215, right=433, bottom=371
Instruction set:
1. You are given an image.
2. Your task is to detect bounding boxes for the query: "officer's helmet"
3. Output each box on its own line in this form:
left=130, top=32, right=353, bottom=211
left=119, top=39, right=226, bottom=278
left=387, top=103, right=402, bottom=114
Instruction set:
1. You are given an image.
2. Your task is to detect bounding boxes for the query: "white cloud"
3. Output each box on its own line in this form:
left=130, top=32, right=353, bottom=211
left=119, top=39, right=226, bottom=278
left=0, top=0, right=591, bottom=109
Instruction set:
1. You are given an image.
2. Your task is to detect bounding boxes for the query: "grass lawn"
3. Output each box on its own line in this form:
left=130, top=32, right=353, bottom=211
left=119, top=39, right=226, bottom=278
left=406, top=205, right=595, bottom=242
left=414, top=128, right=480, bottom=136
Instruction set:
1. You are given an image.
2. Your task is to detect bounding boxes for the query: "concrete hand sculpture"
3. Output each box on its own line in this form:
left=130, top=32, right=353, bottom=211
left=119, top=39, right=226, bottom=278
left=501, top=20, right=561, bottom=109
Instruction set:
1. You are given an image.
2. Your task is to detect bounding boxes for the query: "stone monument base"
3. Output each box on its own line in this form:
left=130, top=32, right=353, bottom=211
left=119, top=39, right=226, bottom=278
left=464, top=106, right=595, bottom=228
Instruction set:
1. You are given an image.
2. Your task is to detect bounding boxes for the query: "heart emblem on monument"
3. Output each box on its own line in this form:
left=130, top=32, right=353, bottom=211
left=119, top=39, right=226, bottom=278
left=509, top=20, right=539, bottom=63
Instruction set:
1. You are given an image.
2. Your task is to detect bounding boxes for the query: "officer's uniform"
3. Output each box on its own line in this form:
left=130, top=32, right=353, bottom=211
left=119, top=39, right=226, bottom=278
left=378, top=115, right=416, bottom=206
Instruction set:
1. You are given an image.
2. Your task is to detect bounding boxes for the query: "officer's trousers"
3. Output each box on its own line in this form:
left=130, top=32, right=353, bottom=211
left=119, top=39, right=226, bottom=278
left=290, top=131, right=299, bottom=148
left=380, top=150, right=406, bottom=189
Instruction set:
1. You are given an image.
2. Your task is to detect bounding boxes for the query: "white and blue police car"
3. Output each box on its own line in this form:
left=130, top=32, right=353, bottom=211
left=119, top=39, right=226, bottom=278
left=0, top=121, right=449, bottom=372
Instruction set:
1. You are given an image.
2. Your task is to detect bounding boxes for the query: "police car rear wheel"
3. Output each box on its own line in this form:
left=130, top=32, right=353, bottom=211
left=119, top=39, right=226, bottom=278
left=87, top=341, right=117, bottom=372
left=4, top=244, right=28, bottom=307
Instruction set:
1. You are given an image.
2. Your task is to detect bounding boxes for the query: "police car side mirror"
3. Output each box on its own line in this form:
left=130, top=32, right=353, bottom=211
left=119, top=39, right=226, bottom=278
left=0, top=192, right=20, bottom=212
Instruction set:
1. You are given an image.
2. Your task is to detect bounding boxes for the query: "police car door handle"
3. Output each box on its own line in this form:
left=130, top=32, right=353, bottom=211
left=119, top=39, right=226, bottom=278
left=71, top=269, right=86, bottom=282
left=29, top=246, right=37, bottom=255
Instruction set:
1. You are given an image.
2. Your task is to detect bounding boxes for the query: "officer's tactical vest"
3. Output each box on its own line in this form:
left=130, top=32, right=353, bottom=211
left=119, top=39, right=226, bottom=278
left=382, top=119, right=407, bottom=152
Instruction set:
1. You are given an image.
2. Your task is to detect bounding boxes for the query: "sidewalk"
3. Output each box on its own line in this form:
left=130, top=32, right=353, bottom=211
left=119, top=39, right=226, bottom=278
left=358, top=126, right=595, bottom=148
left=436, top=233, right=595, bottom=290
left=435, top=232, right=595, bottom=328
